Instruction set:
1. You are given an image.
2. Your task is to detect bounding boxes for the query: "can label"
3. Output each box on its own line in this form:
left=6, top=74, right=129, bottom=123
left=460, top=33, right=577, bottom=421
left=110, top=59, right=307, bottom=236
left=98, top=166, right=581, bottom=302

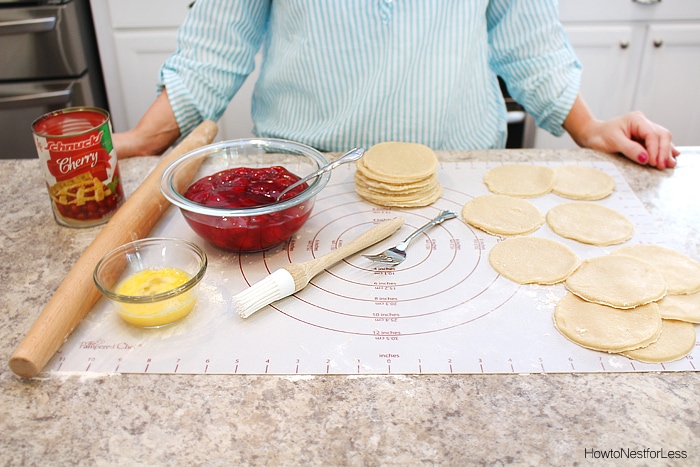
left=32, top=107, right=125, bottom=228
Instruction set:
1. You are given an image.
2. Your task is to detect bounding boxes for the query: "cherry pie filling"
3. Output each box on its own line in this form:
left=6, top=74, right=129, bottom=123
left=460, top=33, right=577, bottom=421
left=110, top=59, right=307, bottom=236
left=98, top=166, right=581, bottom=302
left=183, top=166, right=311, bottom=251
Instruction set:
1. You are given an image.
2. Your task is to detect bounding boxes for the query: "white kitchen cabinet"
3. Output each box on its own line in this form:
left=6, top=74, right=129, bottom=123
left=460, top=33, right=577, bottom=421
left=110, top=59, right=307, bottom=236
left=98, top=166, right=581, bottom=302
left=89, top=0, right=258, bottom=140
left=535, top=1, right=700, bottom=148
left=634, top=23, right=700, bottom=145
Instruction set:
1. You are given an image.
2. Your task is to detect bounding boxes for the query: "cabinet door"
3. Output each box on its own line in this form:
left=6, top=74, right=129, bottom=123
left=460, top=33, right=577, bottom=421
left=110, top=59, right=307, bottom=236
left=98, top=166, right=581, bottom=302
left=112, top=31, right=177, bottom=130
left=535, top=24, right=642, bottom=149
left=112, top=31, right=257, bottom=140
left=634, top=23, right=700, bottom=146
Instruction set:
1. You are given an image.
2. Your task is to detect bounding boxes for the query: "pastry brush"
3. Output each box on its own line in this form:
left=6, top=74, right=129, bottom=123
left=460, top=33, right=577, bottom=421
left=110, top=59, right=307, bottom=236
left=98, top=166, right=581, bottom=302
left=233, top=216, right=404, bottom=318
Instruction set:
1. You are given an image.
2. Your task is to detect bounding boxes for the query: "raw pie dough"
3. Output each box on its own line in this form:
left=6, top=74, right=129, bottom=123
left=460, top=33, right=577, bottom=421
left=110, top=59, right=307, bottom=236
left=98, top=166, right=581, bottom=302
left=546, top=202, right=634, bottom=246
left=611, top=244, right=700, bottom=295
left=461, top=195, right=544, bottom=236
left=554, top=292, right=662, bottom=353
left=622, top=319, right=697, bottom=363
left=657, top=291, right=700, bottom=323
left=489, top=236, right=580, bottom=285
left=357, top=141, right=437, bottom=182
left=565, top=255, right=667, bottom=308
left=552, top=165, right=616, bottom=200
left=483, top=164, right=555, bottom=197
left=354, top=142, right=441, bottom=207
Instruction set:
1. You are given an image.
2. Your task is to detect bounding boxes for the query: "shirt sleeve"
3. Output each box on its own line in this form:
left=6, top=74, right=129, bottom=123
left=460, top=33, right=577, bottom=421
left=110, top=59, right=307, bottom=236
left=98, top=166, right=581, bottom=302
left=158, top=0, right=271, bottom=137
left=486, top=0, right=581, bottom=136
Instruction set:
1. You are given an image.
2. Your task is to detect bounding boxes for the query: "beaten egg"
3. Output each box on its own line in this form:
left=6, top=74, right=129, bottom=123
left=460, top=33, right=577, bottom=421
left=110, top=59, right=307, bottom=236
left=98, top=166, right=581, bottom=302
left=114, top=267, right=196, bottom=327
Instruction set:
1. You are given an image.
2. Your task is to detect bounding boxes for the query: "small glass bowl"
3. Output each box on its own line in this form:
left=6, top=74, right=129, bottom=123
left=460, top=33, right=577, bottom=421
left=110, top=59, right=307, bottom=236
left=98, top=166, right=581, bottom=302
left=160, top=138, right=330, bottom=252
left=94, top=237, right=207, bottom=328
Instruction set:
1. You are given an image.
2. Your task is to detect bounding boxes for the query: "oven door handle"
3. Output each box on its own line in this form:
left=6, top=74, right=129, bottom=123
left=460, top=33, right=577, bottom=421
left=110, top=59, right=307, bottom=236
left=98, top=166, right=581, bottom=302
left=0, top=89, right=71, bottom=110
left=506, top=110, right=526, bottom=124
left=0, top=17, right=57, bottom=36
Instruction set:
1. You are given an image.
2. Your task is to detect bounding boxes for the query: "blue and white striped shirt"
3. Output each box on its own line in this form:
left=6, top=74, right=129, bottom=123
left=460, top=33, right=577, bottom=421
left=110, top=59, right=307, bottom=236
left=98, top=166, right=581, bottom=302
left=160, top=0, right=581, bottom=151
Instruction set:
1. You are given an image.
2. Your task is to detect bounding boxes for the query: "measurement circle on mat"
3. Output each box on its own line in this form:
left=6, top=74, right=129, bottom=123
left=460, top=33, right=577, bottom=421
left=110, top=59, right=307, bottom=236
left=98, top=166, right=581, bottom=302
left=237, top=185, right=521, bottom=336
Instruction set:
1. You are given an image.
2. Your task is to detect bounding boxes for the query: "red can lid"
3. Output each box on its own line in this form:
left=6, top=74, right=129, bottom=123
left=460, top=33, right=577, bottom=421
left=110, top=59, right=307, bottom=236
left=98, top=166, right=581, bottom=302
left=32, top=107, right=108, bottom=137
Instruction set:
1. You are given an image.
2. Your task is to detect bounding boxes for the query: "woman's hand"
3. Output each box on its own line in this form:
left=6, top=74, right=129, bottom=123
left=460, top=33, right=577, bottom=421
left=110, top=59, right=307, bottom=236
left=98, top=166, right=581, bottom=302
left=564, top=95, right=679, bottom=170
left=112, top=89, right=181, bottom=159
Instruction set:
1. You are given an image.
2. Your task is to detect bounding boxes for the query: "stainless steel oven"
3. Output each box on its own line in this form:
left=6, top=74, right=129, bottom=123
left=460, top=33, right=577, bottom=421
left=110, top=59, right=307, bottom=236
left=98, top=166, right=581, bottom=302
left=500, top=77, right=536, bottom=149
left=0, top=0, right=108, bottom=159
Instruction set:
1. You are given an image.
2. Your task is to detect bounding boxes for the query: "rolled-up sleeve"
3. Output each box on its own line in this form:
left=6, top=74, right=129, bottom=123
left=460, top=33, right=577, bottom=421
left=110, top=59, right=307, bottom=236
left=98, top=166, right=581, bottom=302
left=158, top=0, right=271, bottom=137
left=486, top=0, right=581, bottom=136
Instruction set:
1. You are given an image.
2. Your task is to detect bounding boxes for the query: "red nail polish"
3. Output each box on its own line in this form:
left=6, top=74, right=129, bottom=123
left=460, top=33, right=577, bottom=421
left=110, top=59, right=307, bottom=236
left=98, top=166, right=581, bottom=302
left=638, top=153, right=649, bottom=164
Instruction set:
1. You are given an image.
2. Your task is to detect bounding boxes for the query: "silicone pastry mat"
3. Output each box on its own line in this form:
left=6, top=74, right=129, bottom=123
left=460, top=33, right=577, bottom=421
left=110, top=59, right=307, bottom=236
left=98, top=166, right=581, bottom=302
left=48, top=161, right=699, bottom=375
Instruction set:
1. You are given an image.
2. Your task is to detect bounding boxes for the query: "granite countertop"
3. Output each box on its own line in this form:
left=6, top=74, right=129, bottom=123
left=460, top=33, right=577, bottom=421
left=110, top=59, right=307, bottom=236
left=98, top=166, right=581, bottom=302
left=1, top=148, right=698, bottom=466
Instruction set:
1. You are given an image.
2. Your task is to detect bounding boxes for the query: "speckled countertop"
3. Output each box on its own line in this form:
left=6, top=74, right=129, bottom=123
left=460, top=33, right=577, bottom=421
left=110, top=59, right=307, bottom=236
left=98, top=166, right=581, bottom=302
left=1, top=148, right=698, bottom=466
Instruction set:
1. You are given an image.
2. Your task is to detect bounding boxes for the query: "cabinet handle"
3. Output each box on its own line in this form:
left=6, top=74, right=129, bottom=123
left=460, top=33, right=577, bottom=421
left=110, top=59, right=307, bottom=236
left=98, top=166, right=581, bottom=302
left=633, top=0, right=662, bottom=4
left=653, top=39, right=663, bottom=48
left=0, top=17, right=56, bottom=36
left=619, top=41, right=630, bottom=49
left=0, top=89, right=71, bottom=110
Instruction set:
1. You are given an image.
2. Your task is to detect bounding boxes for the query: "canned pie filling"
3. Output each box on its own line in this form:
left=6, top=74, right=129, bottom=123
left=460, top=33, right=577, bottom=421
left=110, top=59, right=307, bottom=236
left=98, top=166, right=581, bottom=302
left=32, top=107, right=125, bottom=228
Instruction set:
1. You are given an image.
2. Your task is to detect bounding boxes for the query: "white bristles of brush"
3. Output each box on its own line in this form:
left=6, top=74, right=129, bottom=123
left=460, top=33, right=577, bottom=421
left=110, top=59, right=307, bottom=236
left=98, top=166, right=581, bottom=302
left=232, top=216, right=405, bottom=319
left=233, top=269, right=296, bottom=318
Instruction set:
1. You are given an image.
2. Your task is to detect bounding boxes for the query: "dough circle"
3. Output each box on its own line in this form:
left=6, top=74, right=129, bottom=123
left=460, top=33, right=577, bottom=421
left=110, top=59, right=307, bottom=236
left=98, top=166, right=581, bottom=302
left=552, top=165, right=616, bottom=200
left=489, top=236, right=580, bottom=285
left=622, top=319, right=697, bottom=363
left=611, top=244, right=700, bottom=295
left=357, top=141, right=437, bottom=183
left=462, top=195, right=544, bottom=236
left=546, top=202, right=634, bottom=246
left=553, top=293, right=662, bottom=353
left=657, top=292, right=700, bottom=323
left=483, top=164, right=555, bottom=197
left=565, top=255, right=668, bottom=308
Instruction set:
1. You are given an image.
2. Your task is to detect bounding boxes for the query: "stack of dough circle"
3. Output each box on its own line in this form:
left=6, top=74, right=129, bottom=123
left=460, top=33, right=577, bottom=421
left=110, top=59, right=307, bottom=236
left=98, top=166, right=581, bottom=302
left=483, top=164, right=556, bottom=197
left=553, top=293, right=662, bottom=353
left=488, top=236, right=580, bottom=285
left=546, top=202, right=634, bottom=246
left=354, top=142, right=442, bottom=207
left=552, top=165, right=616, bottom=200
left=564, top=255, right=667, bottom=308
left=461, top=194, right=544, bottom=236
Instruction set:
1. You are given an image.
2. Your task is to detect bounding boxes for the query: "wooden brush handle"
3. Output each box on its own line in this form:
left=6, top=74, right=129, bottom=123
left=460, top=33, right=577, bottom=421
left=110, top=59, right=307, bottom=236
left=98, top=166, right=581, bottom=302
left=286, top=216, right=404, bottom=292
left=9, top=121, right=218, bottom=378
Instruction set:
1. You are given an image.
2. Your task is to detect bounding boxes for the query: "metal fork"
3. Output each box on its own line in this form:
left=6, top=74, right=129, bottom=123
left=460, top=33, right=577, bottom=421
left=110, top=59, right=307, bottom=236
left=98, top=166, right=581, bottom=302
left=362, top=210, right=457, bottom=267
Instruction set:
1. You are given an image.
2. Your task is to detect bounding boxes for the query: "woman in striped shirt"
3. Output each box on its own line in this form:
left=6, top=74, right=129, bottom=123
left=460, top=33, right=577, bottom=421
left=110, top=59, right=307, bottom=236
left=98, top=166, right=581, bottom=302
left=114, top=0, right=678, bottom=170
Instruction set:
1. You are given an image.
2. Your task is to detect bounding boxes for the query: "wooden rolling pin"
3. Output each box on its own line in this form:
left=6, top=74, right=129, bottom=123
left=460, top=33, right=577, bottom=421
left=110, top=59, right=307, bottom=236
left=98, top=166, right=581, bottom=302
left=9, top=120, right=219, bottom=378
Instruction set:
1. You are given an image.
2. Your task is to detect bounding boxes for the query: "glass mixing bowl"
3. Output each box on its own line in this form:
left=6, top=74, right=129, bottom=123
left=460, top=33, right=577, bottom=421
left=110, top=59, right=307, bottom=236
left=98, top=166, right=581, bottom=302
left=160, top=138, right=330, bottom=252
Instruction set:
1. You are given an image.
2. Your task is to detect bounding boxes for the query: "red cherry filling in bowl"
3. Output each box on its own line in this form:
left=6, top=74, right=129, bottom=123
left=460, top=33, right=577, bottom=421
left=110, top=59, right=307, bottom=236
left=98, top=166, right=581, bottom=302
left=182, top=166, right=311, bottom=251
